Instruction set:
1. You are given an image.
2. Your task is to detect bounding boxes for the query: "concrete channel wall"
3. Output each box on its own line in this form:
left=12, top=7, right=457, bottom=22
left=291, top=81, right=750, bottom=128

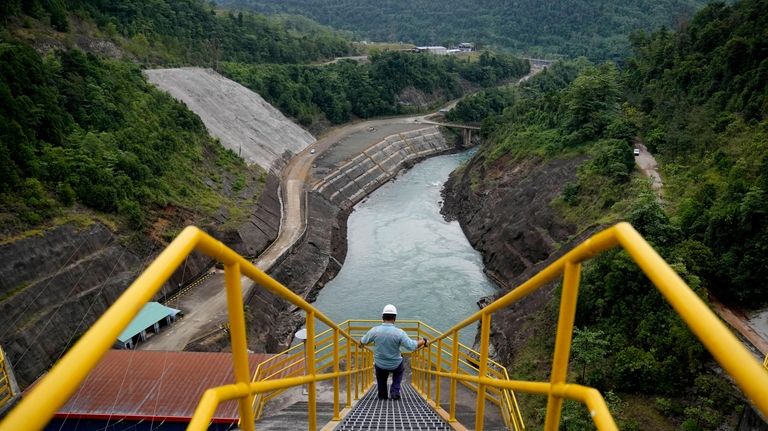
left=313, top=126, right=451, bottom=209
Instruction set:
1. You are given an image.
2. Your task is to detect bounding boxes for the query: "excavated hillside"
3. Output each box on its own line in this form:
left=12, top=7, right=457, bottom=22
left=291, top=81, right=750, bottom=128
left=144, top=68, right=316, bottom=171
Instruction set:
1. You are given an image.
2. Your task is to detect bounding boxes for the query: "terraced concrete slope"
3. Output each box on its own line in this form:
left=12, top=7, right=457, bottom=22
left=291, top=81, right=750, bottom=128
left=144, top=67, right=315, bottom=170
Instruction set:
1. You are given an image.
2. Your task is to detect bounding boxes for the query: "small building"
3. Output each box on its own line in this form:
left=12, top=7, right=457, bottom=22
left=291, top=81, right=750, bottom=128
left=415, top=46, right=448, bottom=55
left=458, top=42, right=474, bottom=52
left=115, top=302, right=181, bottom=349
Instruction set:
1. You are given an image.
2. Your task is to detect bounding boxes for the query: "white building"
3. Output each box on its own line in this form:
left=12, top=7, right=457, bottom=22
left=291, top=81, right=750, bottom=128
left=415, top=46, right=448, bottom=55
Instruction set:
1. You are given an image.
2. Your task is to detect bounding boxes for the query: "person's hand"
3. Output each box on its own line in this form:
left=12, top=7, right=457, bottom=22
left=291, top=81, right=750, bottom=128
left=422, top=337, right=429, bottom=348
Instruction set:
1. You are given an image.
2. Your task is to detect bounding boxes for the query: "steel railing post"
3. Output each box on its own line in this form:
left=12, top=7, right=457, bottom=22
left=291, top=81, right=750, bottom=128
left=224, top=263, right=255, bottom=431
left=346, top=337, right=352, bottom=407
left=306, top=311, right=317, bottom=431
left=435, top=338, right=442, bottom=411
left=333, top=328, right=340, bottom=420
left=426, top=340, right=432, bottom=401
left=475, top=313, right=491, bottom=431
left=354, top=343, right=360, bottom=400
left=544, top=261, right=582, bottom=431
left=449, top=331, right=459, bottom=422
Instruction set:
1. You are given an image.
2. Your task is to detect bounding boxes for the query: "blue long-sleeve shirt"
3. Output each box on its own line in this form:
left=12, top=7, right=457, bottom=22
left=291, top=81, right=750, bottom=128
left=360, top=323, right=419, bottom=370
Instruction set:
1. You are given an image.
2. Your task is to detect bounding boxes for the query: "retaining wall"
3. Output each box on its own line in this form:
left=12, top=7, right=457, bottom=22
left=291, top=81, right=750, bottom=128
left=313, top=126, right=451, bottom=209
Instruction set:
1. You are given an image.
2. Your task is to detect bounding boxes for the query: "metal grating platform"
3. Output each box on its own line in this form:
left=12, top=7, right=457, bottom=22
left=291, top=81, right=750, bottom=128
left=334, top=383, right=451, bottom=430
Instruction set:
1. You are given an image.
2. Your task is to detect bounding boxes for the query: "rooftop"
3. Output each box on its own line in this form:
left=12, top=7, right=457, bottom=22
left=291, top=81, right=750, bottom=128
left=49, top=350, right=273, bottom=423
left=117, top=302, right=180, bottom=343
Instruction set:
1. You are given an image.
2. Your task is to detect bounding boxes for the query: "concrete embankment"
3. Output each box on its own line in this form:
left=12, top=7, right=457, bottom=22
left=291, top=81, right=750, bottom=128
left=313, top=126, right=450, bottom=209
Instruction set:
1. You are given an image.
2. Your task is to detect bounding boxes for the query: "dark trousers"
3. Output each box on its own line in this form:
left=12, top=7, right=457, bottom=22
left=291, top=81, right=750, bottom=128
left=375, top=360, right=404, bottom=399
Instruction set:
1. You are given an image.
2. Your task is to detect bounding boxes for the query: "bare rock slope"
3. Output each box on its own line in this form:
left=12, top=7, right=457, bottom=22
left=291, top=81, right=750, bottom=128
left=144, top=68, right=316, bottom=170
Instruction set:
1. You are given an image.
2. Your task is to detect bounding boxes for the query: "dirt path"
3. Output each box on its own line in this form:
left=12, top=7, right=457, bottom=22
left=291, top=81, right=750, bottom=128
left=633, top=141, right=663, bottom=195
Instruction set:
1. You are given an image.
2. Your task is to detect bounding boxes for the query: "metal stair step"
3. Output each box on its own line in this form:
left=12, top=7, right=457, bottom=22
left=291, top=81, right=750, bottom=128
left=333, top=383, right=451, bottom=430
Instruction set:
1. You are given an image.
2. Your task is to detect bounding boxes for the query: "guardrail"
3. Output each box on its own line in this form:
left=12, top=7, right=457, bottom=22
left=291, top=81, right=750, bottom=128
left=0, top=227, right=373, bottom=431
left=0, top=346, right=16, bottom=413
left=3, top=223, right=766, bottom=431
left=250, top=320, right=524, bottom=429
left=410, top=222, right=768, bottom=431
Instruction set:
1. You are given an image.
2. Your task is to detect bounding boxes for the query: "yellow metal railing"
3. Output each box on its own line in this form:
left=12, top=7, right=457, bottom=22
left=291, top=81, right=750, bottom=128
left=764, top=354, right=767, bottom=371
left=3, top=222, right=768, bottom=431
left=249, top=323, right=375, bottom=421
left=251, top=319, right=525, bottom=429
left=0, top=346, right=16, bottom=412
left=0, top=226, right=373, bottom=431
left=409, top=222, right=768, bottom=430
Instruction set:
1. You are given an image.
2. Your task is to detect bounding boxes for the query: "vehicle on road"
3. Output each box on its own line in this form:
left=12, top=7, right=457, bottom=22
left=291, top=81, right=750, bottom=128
left=368, top=126, right=375, bottom=132
left=310, top=148, right=316, bottom=154
left=633, top=148, right=640, bottom=156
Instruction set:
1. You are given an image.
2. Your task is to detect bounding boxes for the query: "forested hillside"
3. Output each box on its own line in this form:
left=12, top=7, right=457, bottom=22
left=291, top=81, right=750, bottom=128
left=0, top=0, right=353, bottom=65
left=217, top=0, right=707, bottom=60
left=0, top=0, right=357, bottom=237
left=443, top=0, right=768, bottom=427
left=223, top=51, right=529, bottom=128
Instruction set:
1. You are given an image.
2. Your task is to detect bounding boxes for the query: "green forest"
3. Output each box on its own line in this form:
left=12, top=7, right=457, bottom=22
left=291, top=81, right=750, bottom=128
left=0, top=0, right=353, bottom=65
left=223, top=51, right=529, bottom=128
left=217, top=0, right=707, bottom=61
left=0, top=41, right=264, bottom=236
left=0, top=0, right=353, bottom=237
left=450, top=0, right=768, bottom=427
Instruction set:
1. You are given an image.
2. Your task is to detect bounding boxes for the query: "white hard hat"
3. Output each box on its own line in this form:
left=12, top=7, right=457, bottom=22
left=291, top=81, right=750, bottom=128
left=382, top=304, right=397, bottom=315
left=295, top=328, right=307, bottom=340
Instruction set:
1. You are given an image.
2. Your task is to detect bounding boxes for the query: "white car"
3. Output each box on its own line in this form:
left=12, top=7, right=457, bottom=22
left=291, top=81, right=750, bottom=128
left=633, top=148, right=640, bottom=156
left=310, top=148, right=316, bottom=154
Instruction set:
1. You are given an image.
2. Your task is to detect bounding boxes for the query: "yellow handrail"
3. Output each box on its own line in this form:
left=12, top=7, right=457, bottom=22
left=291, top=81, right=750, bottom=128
left=0, top=346, right=16, bottom=411
left=3, top=222, right=767, bottom=431
left=0, top=226, right=373, bottom=431
left=413, top=222, right=768, bottom=430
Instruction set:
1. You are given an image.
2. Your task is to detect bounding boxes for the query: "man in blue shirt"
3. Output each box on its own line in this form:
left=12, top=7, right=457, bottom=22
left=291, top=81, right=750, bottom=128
left=360, top=304, right=428, bottom=400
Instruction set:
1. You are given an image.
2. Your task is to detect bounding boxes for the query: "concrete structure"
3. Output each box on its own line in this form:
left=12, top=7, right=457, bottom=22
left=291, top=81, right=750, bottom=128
left=415, top=46, right=448, bottom=55
left=115, top=302, right=180, bottom=349
left=144, top=68, right=316, bottom=171
left=313, top=126, right=451, bottom=209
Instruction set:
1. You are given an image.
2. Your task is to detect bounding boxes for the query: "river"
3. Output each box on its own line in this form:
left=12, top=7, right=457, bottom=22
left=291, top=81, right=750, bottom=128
left=312, top=151, right=497, bottom=346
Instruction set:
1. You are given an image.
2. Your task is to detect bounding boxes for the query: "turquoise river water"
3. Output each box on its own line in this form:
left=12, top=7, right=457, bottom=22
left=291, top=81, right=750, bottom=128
left=311, top=151, right=497, bottom=346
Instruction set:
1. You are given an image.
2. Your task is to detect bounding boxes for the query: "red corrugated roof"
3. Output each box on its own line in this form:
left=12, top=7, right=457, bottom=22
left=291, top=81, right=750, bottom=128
left=50, top=350, right=273, bottom=423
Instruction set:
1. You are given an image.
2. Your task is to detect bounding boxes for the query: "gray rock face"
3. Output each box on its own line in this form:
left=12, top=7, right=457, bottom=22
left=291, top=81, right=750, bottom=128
left=441, top=151, right=588, bottom=363
left=143, top=68, right=316, bottom=171
left=1, top=174, right=282, bottom=387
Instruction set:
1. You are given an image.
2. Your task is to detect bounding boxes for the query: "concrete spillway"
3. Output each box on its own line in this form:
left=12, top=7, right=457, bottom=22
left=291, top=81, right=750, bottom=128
left=144, top=67, right=316, bottom=171
left=313, top=126, right=451, bottom=208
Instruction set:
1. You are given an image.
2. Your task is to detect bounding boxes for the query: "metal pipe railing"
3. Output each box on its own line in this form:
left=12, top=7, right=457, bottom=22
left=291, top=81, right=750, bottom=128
left=0, top=227, right=373, bottom=431
left=4, top=222, right=766, bottom=431
left=414, top=222, right=768, bottom=430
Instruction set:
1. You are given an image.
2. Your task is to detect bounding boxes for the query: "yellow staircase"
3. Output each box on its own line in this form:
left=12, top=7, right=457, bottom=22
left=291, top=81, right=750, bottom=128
left=1, top=223, right=767, bottom=431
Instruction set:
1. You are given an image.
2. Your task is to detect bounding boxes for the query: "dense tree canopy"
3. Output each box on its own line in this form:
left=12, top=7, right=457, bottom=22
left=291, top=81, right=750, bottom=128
left=217, top=0, right=707, bottom=61
left=625, top=0, right=768, bottom=305
left=0, top=0, right=353, bottom=65
left=223, top=51, right=529, bottom=127
left=0, top=40, right=258, bottom=234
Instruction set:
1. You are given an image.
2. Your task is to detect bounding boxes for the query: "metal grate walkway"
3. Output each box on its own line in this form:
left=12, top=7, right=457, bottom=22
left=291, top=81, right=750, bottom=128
left=334, top=383, right=451, bottom=430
